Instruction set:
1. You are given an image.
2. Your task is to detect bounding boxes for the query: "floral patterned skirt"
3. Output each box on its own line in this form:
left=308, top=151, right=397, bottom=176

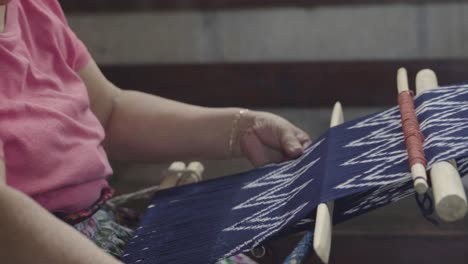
left=73, top=204, right=134, bottom=258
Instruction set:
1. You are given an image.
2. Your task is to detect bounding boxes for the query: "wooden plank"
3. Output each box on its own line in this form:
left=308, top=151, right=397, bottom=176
left=329, top=234, right=468, bottom=264
left=59, top=0, right=464, bottom=13
left=100, top=60, right=468, bottom=108
left=251, top=232, right=468, bottom=264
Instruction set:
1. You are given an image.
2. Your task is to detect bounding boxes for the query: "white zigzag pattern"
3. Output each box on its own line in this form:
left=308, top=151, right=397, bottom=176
left=339, top=85, right=468, bottom=215
left=336, top=85, right=468, bottom=190
left=343, top=180, right=414, bottom=215
left=457, top=156, right=468, bottom=177
left=221, top=85, right=468, bottom=250
left=221, top=139, right=324, bottom=259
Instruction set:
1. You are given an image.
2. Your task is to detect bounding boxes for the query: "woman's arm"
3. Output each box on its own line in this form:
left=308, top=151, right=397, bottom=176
left=79, top=59, right=249, bottom=161
left=79, top=60, right=311, bottom=164
left=0, top=162, right=122, bottom=264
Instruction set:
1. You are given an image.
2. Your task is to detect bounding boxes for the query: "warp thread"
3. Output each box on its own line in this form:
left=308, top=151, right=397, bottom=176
left=415, top=192, right=439, bottom=226
left=398, top=91, right=427, bottom=168
left=123, top=85, right=468, bottom=263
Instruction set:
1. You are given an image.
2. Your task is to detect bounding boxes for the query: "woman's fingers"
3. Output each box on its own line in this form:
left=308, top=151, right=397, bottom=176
left=280, top=129, right=304, bottom=158
left=241, top=129, right=284, bottom=167
left=251, top=114, right=282, bottom=149
left=238, top=111, right=312, bottom=166
left=295, top=128, right=312, bottom=148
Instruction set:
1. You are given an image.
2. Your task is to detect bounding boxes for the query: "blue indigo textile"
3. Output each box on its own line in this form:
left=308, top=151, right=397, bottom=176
left=123, top=84, right=468, bottom=264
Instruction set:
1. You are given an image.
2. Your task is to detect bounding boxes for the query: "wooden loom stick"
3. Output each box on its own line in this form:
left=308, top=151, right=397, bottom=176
left=415, top=69, right=468, bottom=222
left=108, top=162, right=204, bottom=209
left=178, top=162, right=205, bottom=186
left=397, top=68, right=429, bottom=194
left=313, top=102, right=344, bottom=264
left=106, top=163, right=187, bottom=207
left=160, top=161, right=186, bottom=189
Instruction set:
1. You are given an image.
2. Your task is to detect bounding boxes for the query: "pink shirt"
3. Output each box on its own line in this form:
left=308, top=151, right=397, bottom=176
left=1, top=0, right=113, bottom=213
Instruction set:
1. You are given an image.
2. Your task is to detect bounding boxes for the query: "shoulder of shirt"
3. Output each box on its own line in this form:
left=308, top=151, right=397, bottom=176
left=18, top=0, right=69, bottom=24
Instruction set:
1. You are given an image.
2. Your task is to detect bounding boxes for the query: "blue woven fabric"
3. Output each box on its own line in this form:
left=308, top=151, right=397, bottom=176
left=123, top=84, right=468, bottom=264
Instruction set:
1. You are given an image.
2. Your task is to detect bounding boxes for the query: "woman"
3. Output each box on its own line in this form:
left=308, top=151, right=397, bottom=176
left=0, top=0, right=311, bottom=263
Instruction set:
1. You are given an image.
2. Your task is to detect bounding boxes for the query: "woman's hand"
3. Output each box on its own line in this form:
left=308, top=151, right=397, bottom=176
left=234, top=111, right=311, bottom=167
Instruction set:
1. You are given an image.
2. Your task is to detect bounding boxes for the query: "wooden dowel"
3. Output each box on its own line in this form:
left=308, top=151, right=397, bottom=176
left=107, top=161, right=204, bottom=207
left=107, top=162, right=187, bottom=206
left=160, top=162, right=186, bottom=190
left=178, top=162, right=204, bottom=186
left=397, top=68, right=429, bottom=194
left=415, top=69, right=468, bottom=222
left=313, top=102, right=344, bottom=264
left=106, top=185, right=161, bottom=207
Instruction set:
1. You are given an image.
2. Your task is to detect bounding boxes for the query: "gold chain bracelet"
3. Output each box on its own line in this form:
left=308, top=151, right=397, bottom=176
left=228, top=109, right=249, bottom=157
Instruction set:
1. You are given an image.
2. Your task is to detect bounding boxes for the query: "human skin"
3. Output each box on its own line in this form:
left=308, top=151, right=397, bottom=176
left=0, top=1, right=312, bottom=263
left=0, top=61, right=311, bottom=263
left=79, top=59, right=311, bottom=167
left=0, top=160, right=122, bottom=264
